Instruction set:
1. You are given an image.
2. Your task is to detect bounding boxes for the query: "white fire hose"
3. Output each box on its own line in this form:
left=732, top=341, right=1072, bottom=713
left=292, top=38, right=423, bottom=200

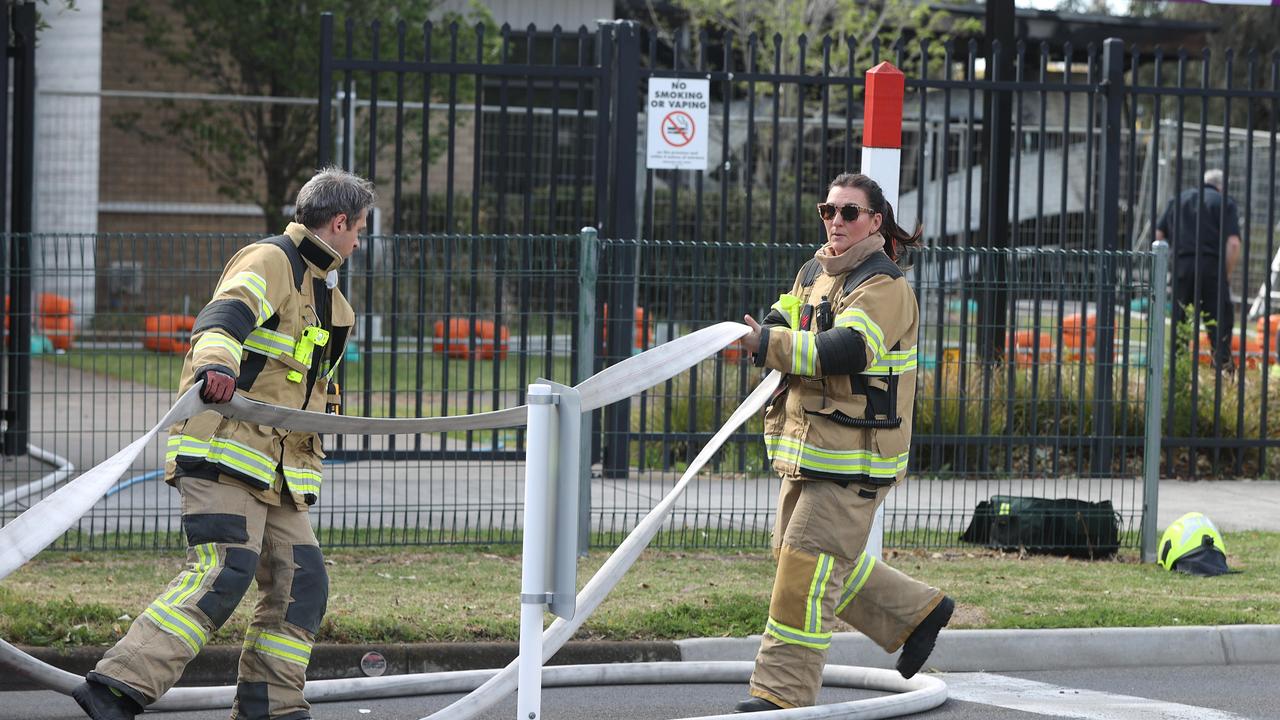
left=0, top=322, right=946, bottom=719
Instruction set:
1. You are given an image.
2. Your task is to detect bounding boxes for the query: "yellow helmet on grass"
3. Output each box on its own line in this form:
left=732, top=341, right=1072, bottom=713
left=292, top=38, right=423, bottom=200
left=1159, top=512, right=1229, bottom=576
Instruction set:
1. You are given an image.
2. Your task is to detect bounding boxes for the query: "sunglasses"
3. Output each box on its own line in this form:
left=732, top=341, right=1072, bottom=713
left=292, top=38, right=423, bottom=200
left=817, top=202, right=876, bottom=223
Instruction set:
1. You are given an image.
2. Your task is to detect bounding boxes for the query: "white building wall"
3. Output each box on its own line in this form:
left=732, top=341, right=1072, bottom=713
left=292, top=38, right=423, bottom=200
left=32, top=0, right=102, bottom=329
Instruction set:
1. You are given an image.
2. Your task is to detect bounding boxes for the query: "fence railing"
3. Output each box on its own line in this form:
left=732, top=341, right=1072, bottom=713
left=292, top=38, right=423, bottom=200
left=2, top=233, right=1173, bottom=553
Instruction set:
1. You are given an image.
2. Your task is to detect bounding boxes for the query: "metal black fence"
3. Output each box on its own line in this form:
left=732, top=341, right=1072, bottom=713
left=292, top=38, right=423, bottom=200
left=314, top=18, right=1280, bottom=478
left=0, top=231, right=1168, bottom=555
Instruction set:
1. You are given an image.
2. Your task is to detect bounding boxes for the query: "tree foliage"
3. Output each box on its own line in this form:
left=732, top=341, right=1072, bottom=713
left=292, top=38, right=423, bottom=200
left=118, top=1, right=495, bottom=231
left=1129, top=0, right=1279, bottom=130
left=634, top=0, right=979, bottom=78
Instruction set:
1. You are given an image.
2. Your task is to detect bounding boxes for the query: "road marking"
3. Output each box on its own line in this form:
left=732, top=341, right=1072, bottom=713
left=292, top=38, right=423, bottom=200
left=944, top=672, right=1249, bottom=720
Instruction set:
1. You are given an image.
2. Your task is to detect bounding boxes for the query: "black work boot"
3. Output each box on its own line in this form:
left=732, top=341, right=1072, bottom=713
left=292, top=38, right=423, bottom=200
left=71, top=679, right=141, bottom=720
left=896, top=595, right=955, bottom=679
left=734, top=696, right=783, bottom=713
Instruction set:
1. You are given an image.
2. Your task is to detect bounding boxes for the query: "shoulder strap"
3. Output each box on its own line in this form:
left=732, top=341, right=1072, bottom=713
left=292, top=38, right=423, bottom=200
left=799, top=258, right=822, bottom=287
left=258, top=235, right=307, bottom=290
left=842, top=250, right=903, bottom=296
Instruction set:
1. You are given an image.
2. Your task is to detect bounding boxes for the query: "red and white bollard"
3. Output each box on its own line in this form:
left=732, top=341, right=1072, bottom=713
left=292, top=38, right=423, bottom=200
left=859, top=61, right=905, bottom=561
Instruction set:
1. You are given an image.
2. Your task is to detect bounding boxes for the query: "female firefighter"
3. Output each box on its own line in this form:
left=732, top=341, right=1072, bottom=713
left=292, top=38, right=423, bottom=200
left=734, top=172, right=953, bottom=712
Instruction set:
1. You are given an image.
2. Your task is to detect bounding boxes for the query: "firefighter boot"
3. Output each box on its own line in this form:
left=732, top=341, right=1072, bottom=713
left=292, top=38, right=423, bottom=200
left=734, top=697, right=783, bottom=713
left=896, top=595, right=955, bottom=679
left=72, top=680, right=141, bottom=720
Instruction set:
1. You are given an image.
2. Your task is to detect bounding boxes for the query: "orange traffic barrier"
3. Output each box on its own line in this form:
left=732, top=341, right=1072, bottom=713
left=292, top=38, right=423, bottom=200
left=144, top=314, right=196, bottom=354
left=432, top=318, right=510, bottom=360
left=601, top=304, right=652, bottom=350
left=1008, top=329, right=1055, bottom=364
left=37, top=293, right=72, bottom=317
left=721, top=339, right=747, bottom=362
left=1194, top=332, right=1272, bottom=369
left=38, top=315, right=74, bottom=351
left=35, top=293, right=74, bottom=350
left=1260, top=315, right=1280, bottom=365
left=1061, top=313, right=1096, bottom=349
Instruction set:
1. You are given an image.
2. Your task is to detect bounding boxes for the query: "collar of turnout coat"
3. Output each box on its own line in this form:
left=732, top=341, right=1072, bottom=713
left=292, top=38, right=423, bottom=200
left=814, top=233, right=885, bottom=277
left=283, top=222, right=345, bottom=274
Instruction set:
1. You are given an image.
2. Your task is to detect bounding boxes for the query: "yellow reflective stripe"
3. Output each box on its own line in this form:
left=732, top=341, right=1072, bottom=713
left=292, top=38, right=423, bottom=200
left=765, top=617, right=831, bottom=650
left=835, top=553, right=876, bottom=614
left=863, top=346, right=917, bottom=375
left=144, top=600, right=207, bottom=654
left=764, top=436, right=908, bottom=478
left=835, top=308, right=886, bottom=361
left=283, top=466, right=322, bottom=495
left=243, top=327, right=294, bottom=357
left=805, top=553, right=834, bottom=634
left=246, top=630, right=312, bottom=667
left=790, top=330, right=817, bottom=376
left=164, top=543, right=218, bottom=607
left=169, top=434, right=277, bottom=484
left=194, top=331, right=243, bottom=359
left=219, top=271, right=273, bottom=323
left=167, top=434, right=211, bottom=462
left=207, top=438, right=277, bottom=484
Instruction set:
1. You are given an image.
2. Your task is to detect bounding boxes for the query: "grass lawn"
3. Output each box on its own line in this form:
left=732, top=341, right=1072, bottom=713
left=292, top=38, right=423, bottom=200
left=4, top=531, right=1278, bottom=648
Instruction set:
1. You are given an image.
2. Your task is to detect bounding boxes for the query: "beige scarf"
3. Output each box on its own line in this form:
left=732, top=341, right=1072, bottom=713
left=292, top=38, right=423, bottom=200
left=814, top=233, right=886, bottom=277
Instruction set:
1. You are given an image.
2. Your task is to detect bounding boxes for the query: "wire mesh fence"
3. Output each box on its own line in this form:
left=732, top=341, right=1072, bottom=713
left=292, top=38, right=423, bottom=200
left=2, top=232, right=1165, bottom=554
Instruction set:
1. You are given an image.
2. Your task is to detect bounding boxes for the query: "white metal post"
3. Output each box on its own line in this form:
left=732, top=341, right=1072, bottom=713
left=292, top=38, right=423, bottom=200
left=517, top=384, right=556, bottom=720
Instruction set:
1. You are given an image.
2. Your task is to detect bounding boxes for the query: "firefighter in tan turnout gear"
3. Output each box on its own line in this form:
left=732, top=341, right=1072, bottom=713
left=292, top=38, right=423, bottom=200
left=72, top=168, right=375, bottom=720
left=733, top=173, right=953, bottom=713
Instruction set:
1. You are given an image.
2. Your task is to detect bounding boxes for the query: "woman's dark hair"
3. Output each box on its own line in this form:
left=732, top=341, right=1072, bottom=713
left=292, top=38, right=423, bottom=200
left=827, top=172, right=923, bottom=265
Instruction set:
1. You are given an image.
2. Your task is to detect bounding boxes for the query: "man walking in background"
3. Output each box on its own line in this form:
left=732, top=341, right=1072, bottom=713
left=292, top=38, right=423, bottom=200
left=1156, top=168, right=1242, bottom=369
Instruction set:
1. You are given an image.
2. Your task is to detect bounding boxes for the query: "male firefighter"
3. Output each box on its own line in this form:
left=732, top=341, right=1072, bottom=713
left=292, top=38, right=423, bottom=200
left=72, top=167, right=374, bottom=720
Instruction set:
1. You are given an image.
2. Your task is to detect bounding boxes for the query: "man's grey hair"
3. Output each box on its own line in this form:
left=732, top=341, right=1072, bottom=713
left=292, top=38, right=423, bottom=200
left=1204, top=169, right=1225, bottom=191
left=294, top=166, right=376, bottom=229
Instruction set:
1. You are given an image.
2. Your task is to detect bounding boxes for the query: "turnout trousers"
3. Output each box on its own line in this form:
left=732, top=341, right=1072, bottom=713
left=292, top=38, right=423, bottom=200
left=90, top=475, right=328, bottom=720
left=748, top=476, right=943, bottom=709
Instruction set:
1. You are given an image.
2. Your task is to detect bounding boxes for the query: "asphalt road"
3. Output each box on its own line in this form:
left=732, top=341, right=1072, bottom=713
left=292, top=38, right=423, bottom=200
left=9, top=663, right=1278, bottom=720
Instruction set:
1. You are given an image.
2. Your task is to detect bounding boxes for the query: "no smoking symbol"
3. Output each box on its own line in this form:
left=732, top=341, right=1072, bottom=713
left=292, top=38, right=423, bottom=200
left=661, top=110, right=696, bottom=147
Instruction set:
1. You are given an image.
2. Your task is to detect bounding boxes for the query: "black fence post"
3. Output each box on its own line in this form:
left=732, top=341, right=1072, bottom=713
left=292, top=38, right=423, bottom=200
left=3, top=2, right=35, bottom=457
left=1091, top=38, right=1125, bottom=476
left=318, top=13, right=334, bottom=167
left=602, top=21, right=639, bottom=479
left=0, top=2, right=10, bottom=445
left=977, top=1, right=1014, bottom=368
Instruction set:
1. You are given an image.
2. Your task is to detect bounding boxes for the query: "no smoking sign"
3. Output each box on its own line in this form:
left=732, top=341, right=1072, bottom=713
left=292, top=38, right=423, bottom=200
left=646, top=78, right=709, bottom=170
left=661, top=110, right=696, bottom=147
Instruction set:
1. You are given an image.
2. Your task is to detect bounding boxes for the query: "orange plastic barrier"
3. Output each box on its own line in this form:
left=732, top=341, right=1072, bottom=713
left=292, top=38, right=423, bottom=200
left=721, top=339, right=747, bottom=362
left=37, top=315, right=74, bottom=351
left=144, top=314, right=196, bottom=354
left=601, top=304, right=651, bottom=350
left=37, top=293, right=72, bottom=317
left=1193, top=332, right=1271, bottom=369
left=1061, top=313, right=1096, bottom=349
left=35, top=293, right=74, bottom=350
left=1009, top=329, right=1055, bottom=364
left=432, top=318, right=510, bottom=360
left=1260, top=315, right=1280, bottom=365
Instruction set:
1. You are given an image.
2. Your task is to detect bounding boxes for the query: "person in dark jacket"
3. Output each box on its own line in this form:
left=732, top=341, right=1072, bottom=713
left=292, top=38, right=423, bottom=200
left=1156, top=168, right=1242, bottom=369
